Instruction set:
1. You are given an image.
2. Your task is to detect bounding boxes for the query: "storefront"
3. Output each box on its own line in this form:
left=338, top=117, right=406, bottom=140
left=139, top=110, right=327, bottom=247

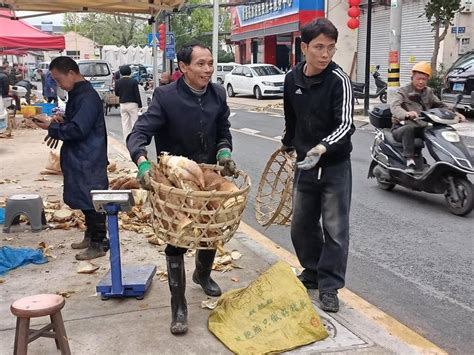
left=230, top=0, right=324, bottom=71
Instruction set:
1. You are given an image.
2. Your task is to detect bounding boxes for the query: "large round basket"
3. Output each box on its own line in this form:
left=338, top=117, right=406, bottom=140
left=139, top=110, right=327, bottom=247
left=149, top=164, right=251, bottom=249
left=255, top=149, right=295, bottom=227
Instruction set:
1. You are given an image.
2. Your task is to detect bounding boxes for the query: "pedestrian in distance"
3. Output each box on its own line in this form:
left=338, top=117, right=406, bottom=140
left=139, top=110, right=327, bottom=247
left=171, top=66, right=182, bottom=82
left=32, top=56, right=109, bottom=261
left=44, top=70, right=58, bottom=103
left=114, top=65, right=143, bottom=142
left=159, top=72, right=171, bottom=86
left=281, top=18, right=355, bottom=313
left=390, top=61, right=465, bottom=174
left=127, top=39, right=237, bottom=335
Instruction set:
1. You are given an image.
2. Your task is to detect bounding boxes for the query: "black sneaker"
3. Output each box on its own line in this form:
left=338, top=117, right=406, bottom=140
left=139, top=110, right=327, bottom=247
left=297, top=274, right=318, bottom=289
left=319, top=292, right=339, bottom=312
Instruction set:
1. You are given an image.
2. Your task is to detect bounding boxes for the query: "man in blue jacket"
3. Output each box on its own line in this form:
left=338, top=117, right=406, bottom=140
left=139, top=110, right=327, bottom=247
left=127, top=40, right=236, bottom=335
left=281, top=18, right=355, bottom=313
left=33, top=56, right=109, bottom=261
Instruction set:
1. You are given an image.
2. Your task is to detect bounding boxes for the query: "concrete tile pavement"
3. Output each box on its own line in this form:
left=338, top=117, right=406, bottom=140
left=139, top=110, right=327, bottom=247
left=0, top=128, right=447, bottom=354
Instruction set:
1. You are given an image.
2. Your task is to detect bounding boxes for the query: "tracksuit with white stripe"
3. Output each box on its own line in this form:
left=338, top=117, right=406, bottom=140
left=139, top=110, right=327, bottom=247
left=282, top=61, right=355, bottom=294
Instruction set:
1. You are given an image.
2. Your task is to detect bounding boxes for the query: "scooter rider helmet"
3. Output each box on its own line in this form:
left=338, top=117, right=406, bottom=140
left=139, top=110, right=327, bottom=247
left=412, top=61, right=432, bottom=78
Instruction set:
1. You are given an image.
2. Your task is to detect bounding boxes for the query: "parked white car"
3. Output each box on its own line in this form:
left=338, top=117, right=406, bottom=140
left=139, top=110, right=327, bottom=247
left=224, top=64, right=285, bottom=99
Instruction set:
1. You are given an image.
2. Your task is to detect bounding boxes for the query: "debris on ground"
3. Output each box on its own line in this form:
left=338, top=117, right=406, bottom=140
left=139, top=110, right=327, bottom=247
left=38, top=241, right=57, bottom=259
left=56, top=290, right=75, bottom=298
left=201, top=298, right=218, bottom=310
left=156, top=270, right=168, bottom=282
left=77, top=261, right=100, bottom=274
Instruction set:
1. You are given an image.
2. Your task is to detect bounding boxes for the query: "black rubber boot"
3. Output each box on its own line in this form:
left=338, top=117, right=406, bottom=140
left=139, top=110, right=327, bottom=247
left=71, top=230, right=91, bottom=250
left=192, top=249, right=222, bottom=297
left=75, top=241, right=107, bottom=260
left=166, top=255, right=188, bottom=335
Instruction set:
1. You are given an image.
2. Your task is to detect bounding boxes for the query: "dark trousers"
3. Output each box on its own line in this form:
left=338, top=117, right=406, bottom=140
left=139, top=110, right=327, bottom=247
left=392, top=124, right=424, bottom=159
left=82, top=210, right=107, bottom=243
left=165, top=245, right=188, bottom=256
left=291, top=159, right=352, bottom=294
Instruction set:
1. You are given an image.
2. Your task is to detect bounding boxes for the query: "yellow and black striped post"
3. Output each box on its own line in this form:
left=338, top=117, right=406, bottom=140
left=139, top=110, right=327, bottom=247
left=388, top=63, right=400, bottom=88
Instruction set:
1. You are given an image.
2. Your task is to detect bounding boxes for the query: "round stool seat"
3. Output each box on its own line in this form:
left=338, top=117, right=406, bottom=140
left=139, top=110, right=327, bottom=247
left=11, top=294, right=65, bottom=318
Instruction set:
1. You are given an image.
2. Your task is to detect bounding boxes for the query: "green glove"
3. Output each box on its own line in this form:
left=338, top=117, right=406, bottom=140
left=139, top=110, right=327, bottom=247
left=137, top=160, right=152, bottom=189
left=217, top=148, right=238, bottom=177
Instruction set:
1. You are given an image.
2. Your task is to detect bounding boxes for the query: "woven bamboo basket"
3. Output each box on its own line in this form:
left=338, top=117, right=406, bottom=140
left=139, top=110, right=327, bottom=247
left=255, top=149, right=295, bottom=227
left=149, top=164, right=251, bottom=249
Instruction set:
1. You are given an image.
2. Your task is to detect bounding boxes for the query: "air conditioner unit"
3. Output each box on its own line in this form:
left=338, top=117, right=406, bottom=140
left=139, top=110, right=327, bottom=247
left=461, top=0, right=472, bottom=12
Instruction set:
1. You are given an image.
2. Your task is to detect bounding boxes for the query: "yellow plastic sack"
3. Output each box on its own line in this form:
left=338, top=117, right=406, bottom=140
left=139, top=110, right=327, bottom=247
left=208, top=261, right=328, bottom=354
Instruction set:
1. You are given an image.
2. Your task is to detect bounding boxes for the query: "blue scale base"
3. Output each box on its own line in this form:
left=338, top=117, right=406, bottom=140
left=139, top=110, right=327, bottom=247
left=96, top=264, right=157, bottom=300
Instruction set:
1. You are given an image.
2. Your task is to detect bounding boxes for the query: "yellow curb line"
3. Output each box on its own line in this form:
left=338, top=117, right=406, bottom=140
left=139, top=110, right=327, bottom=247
left=238, top=221, right=447, bottom=355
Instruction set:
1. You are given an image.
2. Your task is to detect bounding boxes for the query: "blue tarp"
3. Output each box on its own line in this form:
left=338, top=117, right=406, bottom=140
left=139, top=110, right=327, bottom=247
left=0, top=246, right=48, bottom=276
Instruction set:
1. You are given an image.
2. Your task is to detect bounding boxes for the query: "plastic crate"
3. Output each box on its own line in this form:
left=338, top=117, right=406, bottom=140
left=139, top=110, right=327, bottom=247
left=33, top=103, right=57, bottom=116
left=21, top=106, right=37, bottom=118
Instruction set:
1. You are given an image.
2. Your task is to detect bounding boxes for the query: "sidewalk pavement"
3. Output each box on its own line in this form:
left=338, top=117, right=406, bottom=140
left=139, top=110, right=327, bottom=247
left=227, top=96, right=474, bottom=141
left=0, top=127, right=447, bottom=354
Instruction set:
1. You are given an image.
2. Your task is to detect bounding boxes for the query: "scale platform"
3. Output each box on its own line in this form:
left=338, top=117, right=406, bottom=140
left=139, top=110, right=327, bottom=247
left=91, top=190, right=156, bottom=301
left=96, top=264, right=157, bottom=300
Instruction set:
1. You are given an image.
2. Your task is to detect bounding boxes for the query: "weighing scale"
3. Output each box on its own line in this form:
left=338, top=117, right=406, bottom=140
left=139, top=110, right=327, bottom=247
left=91, top=190, right=156, bottom=300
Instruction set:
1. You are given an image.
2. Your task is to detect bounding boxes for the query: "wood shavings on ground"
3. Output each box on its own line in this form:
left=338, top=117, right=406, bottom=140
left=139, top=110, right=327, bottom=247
left=38, top=241, right=57, bottom=259
left=0, top=179, right=19, bottom=184
left=156, top=270, right=168, bottom=282
left=77, top=261, right=100, bottom=274
left=201, top=298, right=218, bottom=310
left=56, top=290, right=75, bottom=298
left=212, top=248, right=244, bottom=273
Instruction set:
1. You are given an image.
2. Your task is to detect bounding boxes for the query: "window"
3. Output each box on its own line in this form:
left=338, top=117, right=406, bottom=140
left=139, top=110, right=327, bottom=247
left=233, top=66, right=244, bottom=75
left=251, top=65, right=283, bottom=76
left=217, top=65, right=222, bottom=71
left=78, top=62, right=110, bottom=77
left=223, top=65, right=235, bottom=72
left=242, top=67, right=252, bottom=77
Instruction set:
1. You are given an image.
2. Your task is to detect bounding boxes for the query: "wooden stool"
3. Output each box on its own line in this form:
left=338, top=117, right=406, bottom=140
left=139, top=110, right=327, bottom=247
left=10, top=294, right=71, bottom=355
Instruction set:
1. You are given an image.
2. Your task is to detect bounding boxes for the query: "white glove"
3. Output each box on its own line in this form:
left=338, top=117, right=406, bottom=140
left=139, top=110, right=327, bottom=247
left=296, top=144, right=327, bottom=170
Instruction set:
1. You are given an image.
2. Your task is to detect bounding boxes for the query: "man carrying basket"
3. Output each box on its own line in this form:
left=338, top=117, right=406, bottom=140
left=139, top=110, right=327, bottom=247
left=127, top=40, right=237, bottom=335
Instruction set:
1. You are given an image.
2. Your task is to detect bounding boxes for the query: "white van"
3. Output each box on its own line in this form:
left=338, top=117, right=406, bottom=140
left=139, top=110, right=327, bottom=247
left=76, top=60, right=113, bottom=101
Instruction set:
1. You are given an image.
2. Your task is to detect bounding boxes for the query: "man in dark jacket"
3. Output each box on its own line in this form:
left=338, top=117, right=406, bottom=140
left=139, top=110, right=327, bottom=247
left=115, top=65, right=142, bottom=142
left=0, top=62, right=10, bottom=97
left=281, top=18, right=355, bottom=313
left=127, top=40, right=236, bottom=335
left=33, top=56, right=109, bottom=261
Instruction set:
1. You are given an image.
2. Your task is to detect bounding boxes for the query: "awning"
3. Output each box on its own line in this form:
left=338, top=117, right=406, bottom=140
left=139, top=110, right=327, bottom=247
left=1, top=0, right=184, bottom=15
left=0, top=9, right=65, bottom=50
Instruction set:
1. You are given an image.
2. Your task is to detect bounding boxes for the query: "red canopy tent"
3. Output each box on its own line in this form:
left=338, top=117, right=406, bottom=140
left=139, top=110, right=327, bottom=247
left=0, top=9, right=65, bottom=51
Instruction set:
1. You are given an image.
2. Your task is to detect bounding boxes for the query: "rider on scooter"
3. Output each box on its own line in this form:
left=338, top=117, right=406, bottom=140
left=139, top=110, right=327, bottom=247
left=390, top=61, right=465, bottom=173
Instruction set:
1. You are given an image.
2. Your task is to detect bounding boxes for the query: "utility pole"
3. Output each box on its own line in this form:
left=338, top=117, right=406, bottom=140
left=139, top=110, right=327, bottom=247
left=212, top=0, right=219, bottom=83
left=363, top=0, right=373, bottom=116
left=388, top=0, right=402, bottom=103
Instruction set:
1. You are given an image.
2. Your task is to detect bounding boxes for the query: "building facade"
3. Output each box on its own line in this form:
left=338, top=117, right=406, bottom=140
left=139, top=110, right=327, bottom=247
left=230, top=0, right=325, bottom=71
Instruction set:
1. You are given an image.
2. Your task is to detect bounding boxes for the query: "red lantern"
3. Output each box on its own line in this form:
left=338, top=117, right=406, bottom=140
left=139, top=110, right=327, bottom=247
left=348, top=6, right=361, bottom=17
left=348, top=0, right=361, bottom=6
left=159, top=23, right=166, bottom=51
left=347, top=17, right=360, bottom=29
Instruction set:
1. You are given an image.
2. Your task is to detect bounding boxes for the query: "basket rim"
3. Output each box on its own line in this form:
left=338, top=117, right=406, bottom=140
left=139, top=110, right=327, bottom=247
left=255, top=149, right=294, bottom=227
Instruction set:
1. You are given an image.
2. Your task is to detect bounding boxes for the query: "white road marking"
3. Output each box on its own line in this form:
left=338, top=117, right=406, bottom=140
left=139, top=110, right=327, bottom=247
left=240, top=128, right=261, bottom=134
left=229, top=112, right=236, bottom=118
left=230, top=128, right=279, bottom=142
left=269, top=114, right=284, bottom=118
left=274, top=135, right=282, bottom=140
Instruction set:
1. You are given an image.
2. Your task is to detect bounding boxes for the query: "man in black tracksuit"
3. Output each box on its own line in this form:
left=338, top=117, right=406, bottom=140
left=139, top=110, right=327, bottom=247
left=127, top=40, right=236, bottom=335
left=281, top=18, right=355, bottom=312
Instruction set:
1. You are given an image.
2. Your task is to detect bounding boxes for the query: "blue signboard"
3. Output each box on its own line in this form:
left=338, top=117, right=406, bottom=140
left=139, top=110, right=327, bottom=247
left=147, top=33, right=160, bottom=47
left=451, top=27, right=466, bottom=34
left=237, top=0, right=300, bottom=27
left=166, top=32, right=175, bottom=60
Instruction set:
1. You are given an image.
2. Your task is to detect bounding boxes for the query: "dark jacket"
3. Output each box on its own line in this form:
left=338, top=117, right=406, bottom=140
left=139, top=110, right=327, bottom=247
left=114, top=76, right=142, bottom=108
left=0, top=70, right=9, bottom=97
left=48, top=81, right=108, bottom=210
left=127, top=77, right=232, bottom=164
left=282, top=61, right=355, bottom=166
left=44, top=71, right=57, bottom=99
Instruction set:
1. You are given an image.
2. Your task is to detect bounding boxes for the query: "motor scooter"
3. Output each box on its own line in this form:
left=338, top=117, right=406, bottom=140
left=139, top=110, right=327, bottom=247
left=367, top=94, right=474, bottom=216
left=353, top=65, right=387, bottom=104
